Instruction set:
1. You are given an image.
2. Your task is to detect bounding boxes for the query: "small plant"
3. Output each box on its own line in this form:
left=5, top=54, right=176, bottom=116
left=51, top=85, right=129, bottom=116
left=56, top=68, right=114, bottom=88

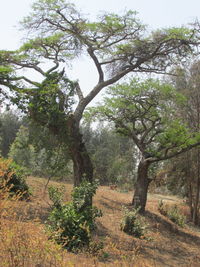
left=158, top=200, right=186, bottom=227
left=158, top=200, right=168, bottom=216
left=167, top=204, right=186, bottom=227
left=87, top=240, right=104, bottom=256
left=98, top=251, right=110, bottom=262
left=121, top=207, right=147, bottom=238
left=0, top=158, right=30, bottom=199
left=47, top=180, right=102, bottom=251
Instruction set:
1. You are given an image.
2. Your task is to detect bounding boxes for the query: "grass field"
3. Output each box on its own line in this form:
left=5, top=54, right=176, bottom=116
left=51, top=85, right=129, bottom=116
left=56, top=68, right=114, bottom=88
left=0, top=176, right=200, bottom=267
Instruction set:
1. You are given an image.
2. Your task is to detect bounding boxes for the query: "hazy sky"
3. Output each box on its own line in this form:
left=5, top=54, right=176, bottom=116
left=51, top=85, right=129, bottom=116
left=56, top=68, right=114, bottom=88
left=1, top=0, right=200, bottom=100
left=1, top=0, right=200, bottom=50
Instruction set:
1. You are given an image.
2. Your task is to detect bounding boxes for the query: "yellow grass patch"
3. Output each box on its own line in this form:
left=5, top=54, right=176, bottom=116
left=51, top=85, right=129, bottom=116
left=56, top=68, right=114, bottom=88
left=0, top=176, right=200, bottom=267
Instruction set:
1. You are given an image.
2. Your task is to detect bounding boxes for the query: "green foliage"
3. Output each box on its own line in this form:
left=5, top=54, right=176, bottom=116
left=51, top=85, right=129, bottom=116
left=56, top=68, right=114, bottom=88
left=82, top=123, right=136, bottom=185
left=10, top=70, right=76, bottom=142
left=165, top=27, right=194, bottom=40
left=0, top=111, right=22, bottom=157
left=121, top=207, right=147, bottom=238
left=0, top=158, right=30, bottom=199
left=167, top=205, right=186, bottom=227
left=158, top=200, right=186, bottom=227
left=27, top=74, right=75, bottom=137
left=0, top=65, right=13, bottom=75
left=9, top=125, right=36, bottom=171
left=9, top=123, right=71, bottom=179
left=157, top=120, right=200, bottom=154
left=47, top=180, right=102, bottom=251
left=91, top=77, right=200, bottom=163
left=48, top=185, right=65, bottom=208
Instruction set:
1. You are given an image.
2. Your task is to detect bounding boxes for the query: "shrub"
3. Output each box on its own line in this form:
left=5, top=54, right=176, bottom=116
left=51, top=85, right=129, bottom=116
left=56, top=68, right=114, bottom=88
left=167, top=205, right=186, bottom=227
left=158, top=200, right=168, bottom=216
left=47, top=180, right=102, bottom=251
left=121, top=207, right=147, bottom=238
left=0, top=158, right=30, bottom=199
left=158, top=200, right=186, bottom=227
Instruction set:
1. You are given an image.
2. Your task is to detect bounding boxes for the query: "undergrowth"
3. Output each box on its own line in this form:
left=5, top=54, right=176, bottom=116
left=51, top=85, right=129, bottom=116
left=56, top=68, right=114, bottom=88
left=120, top=207, right=148, bottom=238
left=47, top=180, right=102, bottom=252
left=0, top=158, right=30, bottom=199
left=158, top=200, right=186, bottom=227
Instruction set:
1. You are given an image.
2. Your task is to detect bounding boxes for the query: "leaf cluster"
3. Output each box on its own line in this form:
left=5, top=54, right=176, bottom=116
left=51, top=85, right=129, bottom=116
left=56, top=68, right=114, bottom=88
left=13, top=71, right=76, bottom=138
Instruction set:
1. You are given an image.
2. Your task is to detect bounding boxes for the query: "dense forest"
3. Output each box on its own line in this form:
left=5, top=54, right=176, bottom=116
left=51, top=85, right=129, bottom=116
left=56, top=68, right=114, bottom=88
left=0, top=0, right=200, bottom=266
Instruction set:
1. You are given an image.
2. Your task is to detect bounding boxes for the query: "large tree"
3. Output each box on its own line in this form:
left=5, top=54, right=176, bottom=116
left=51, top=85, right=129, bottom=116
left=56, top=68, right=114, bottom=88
left=93, top=78, right=200, bottom=212
left=0, top=0, right=200, bottom=187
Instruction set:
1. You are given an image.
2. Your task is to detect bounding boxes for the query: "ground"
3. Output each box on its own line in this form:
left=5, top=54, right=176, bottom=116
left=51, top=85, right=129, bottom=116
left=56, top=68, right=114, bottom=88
left=1, top=176, right=200, bottom=267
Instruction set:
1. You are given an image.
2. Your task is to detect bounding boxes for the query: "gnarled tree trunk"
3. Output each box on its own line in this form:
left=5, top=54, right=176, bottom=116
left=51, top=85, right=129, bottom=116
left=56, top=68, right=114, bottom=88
left=67, top=115, right=93, bottom=187
left=132, top=159, right=151, bottom=213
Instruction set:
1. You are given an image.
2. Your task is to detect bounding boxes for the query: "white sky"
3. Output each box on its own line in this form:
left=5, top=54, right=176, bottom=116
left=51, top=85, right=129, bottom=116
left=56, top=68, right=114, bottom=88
left=0, top=0, right=200, bottom=101
left=1, top=0, right=200, bottom=50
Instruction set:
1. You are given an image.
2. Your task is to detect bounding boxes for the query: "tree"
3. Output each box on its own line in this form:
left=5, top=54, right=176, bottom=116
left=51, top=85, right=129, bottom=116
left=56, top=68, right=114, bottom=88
left=0, top=111, right=22, bottom=157
left=82, top=122, right=136, bottom=186
left=0, top=0, right=200, bottom=188
left=168, top=60, right=200, bottom=224
left=9, top=125, right=36, bottom=169
left=93, top=78, right=200, bottom=212
left=9, top=123, right=71, bottom=180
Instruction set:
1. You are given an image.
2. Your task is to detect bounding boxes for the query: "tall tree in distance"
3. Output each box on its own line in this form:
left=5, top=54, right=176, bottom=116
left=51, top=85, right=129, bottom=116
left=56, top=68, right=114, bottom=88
left=0, top=111, right=22, bottom=157
left=0, top=0, right=200, bottom=188
left=92, top=78, right=200, bottom=212
left=169, top=61, right=200, bottom=224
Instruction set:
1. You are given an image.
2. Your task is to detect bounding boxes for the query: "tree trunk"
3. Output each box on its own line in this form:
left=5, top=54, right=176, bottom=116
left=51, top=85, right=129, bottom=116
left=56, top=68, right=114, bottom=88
left=132, top=159, right=151, bottom=213
left=186, top=152, right=194, bottom=219
left=67, top=115, right=93, bottom=187
left=193, top=148, right=200, bottom=225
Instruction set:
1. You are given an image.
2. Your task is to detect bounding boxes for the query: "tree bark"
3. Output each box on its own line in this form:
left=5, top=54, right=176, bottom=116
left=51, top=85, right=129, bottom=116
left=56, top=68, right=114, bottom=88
left=67, top=115, right=93, bottom=187
left=193, top=148, right=200, bottom=225
left=132, top=159, right=151, bottom=213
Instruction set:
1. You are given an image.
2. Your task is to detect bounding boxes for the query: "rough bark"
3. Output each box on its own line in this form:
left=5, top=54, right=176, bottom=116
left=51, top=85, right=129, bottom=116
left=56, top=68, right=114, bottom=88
left=132, top=159, right=151, bottom=213
left=67, top=115, right=93, bottom=187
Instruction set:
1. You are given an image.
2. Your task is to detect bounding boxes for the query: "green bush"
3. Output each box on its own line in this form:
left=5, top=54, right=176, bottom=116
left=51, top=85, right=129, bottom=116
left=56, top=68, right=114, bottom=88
left=167, top=205, right=186, bottom=227
left=47, top=180, right=102, bottom=251
left=158, top=200, right=186, bottom=227
left=0, top=158, right=30, bottom=199
left=121, top=207, right=147, bottom=238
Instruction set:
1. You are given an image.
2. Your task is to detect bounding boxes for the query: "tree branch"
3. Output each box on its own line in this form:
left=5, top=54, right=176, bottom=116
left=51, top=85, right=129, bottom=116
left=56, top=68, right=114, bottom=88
left=74, top=81, right=84, bottom=100
left=87, top=47, right=104, bottom=82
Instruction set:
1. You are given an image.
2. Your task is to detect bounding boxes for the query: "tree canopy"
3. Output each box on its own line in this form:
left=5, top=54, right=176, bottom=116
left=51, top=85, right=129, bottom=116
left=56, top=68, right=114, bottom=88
left=93, top=78, right=200, bottom=161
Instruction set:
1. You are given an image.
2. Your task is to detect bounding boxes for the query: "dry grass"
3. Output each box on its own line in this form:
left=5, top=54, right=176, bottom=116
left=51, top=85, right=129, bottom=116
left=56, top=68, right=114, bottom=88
left=0, top=176, right=200, bottom=267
